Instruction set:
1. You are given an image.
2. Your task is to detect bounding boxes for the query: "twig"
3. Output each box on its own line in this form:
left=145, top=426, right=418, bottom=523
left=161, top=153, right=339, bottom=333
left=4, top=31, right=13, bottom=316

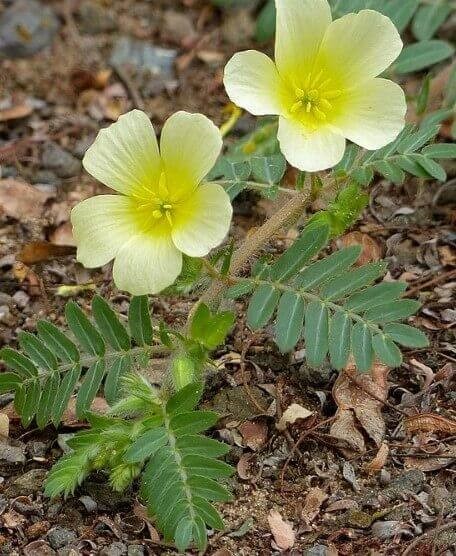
left=346, top=374, right=409, bottom=417
left=239, top=335, right=268, bottom=414
left=279, top=416, right=335, bottom=490
left=402, top=520, right=456, bottom=556
left=404, top=269, right=456, bottom=298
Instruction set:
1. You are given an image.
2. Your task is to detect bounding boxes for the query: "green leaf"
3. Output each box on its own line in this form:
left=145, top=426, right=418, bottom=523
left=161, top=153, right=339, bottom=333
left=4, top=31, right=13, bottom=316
left=304, top=301, right=328, bottom=367
left=92, top=296, right=130, bottom=351
left=19, top=378, right=41, bottom=427
left=0, top=348, right=38, bottom=379
left=351, top=322, right=373, bottom=373
left=269, top=224, right=330, bottom=282
left=396, top=155, right=432, bottom=178
left=52, top=365, right=81, bottom=426
left=18, top=331, right=58, bottom=372
left=76, top=359, right=105, bottom=418
left=175, top=518, right=193, bottom=553
left=383, top=323, right=429, bottom=348
left=225, top=281, right=255, bottom=299
left=329, top=311, right=351, bottom=370
left=275, top=292, right=305, bottom=352
left=36, top=371, right=60, bottom=429
left=255, top=0, right=276, bottom=41
left=187, top=475, right=232, bottom=502
left=321, top=262, right=386, bottom=301
left=295, top=246, right=361, bottom=291
left=176, top=435, right=230, bottom=458
left=415, top=155, right=447, bottom=181
left=373, top=160, right=405, bottom=184
left=382, top=0, right=419, bottom=32
left=373, top=335, right=403, bottom=367
left=128, top=296, right=153, bottom=346
left=394, top=40, right=454, bottom=74
left=37, top=321, right=80, bottom=363
left=247, top=284, right=280, bottom=329
left=345, top=281, right=407, bottom=312
left=364, top=300, right=421, bottom=323
left=182, top=454, right=233, bottom=478
left=166, top=382, right=203, bottom=415
left=416, top=75, right=431, bottom=115
left=170, top=411, right=219, bottom=435
left=104, top=355, right=132, bottom=405
left=65, top=302, right=105, bottom=356
left=422, top=143, right=456, bottom=159
left=125, top=427, right=168, bottom=463
left=190, top=303, right=235, bottom=350
left=0, top=372, right=22, bottom=393
left=397, top=125, right=440, bottom=153
left=412, top=2, right=452, bottom=41
left=251, top=154, right=286, bottom=185
left=193, top=496, right=225, bottom=530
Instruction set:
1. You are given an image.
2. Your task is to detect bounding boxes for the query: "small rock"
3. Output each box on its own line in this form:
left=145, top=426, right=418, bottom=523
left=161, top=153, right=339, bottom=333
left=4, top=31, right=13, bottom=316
left=0, top=305, right=14, bottom=326
left=81, top=482, right=130, bottom=511
left=73, top=136, right=95, bottom=159
left=0, top=292, right=13, bottom=306
left=383, top=469, right=425, bottom=501
left=344, top=509, right=373, bottom=529
left=0, top=440, right=26, bottom=465
left=41, top=142, right=81, bottom=179
left=162, top=10, right=197, bottom=45
left=0, top=0, right=60, bottom=58
left=78, top=495, right=97, bottom=513
left=127, top=546, right=145, bottom=556
left=27, top=441, right=47, bottom=459
left=6, top=468, right=47, bottom=496
left=31, top=170, right=60, bottom=186
left=23, top=540, right=56, bottom=556
left=221, top=9, right=254, bottom=46
left=0, top=494, right=8, bottom=513
left=100, top=542, right=127, bottom=556
left=371, top=520, right=402, bottom=540
left=1, top=166, right=18, bottom=178
left=26, top=520, right=51, bottom=540
left=304, top=545, right=336, bottom=556
left=12, top=290, right=29, bottom=309
left=47, top=527, right=77, bottom=550
left=78, top=0, right=117, bottom=35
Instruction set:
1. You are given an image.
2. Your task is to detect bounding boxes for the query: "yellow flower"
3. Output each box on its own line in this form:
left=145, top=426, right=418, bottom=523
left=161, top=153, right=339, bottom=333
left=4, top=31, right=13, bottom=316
left=224, top=0, right=407, bottom=172
left=71, top=110, right=232, bottom=295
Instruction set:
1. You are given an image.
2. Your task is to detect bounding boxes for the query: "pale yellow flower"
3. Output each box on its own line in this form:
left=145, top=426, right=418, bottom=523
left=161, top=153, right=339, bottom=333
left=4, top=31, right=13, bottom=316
left=224, top=0, right=407, bottom=172
left=71, top=110, right=232, bottom=295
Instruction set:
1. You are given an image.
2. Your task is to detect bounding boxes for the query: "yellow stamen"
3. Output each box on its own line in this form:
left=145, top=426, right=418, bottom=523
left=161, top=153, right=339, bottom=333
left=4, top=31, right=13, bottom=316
left=305, top=102, right=312, bottom=113
left=308, top=89, right=319, bottom=101
left=152, top=209, right=163, bottom=219
left=319, top=98, right=333, bottom=111
left=313, top=107, right=327, bottom=120
left=290, top=101, right=302, bottom=113
left=294, top=86, right=304, bottom=97
left=165, top=211, right=173, bottom=226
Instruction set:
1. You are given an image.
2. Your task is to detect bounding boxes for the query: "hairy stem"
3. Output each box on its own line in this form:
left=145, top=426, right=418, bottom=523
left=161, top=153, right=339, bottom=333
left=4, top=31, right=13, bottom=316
left=200, top=184, right=312, bottom=309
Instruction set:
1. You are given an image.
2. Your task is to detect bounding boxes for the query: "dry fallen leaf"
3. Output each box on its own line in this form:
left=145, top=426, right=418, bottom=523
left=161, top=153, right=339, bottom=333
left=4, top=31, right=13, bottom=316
left=18, top=241, right=76, bottom=264
left=267, top=510, right=295, bottom=551
left=330, top=361, right=389, bottom=454
left=338, top=231, right=383, bottom=266
left=0, top=179, right=52, bottom=220
left=404, top=413, right=456, bottom=436
left=276, top=403, right=313, bottom=431
left=49, top=222, right=76, bottom=246
left=364, top=442, right=389, bottom=474
left=238, top=420, right=268, bottom=451
left=0, top=103, right=33, bottom=122
left=2, top=510, right=26, bottom=529
left=0, top=413, right=9, bottom=437
left=404, top=446, right=456, bottom=472
left=301, top=487, right=328, bottom=525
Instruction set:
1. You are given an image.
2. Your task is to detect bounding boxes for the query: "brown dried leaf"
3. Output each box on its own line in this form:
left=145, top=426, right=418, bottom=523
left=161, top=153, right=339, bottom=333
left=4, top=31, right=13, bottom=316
left=330, top=361, right=389, bottom=454
left=0, top=103, right=33, bottom=122
left=276, top=403, right=313, bottom=431
left=404, top=413, right=456, bottom=436
left=267, top=510, right=295, bottom=551
left=0, top=179, right=52, bottom=220
left=238, top=420, right=268, bottom=451
left=301, top=487, right=328, bottom=524
left=49, top=222, right=76, bottom=246
left=2, top=510, right=26, bottom=529
left=0, top=413, right=9, bottom=437
left=364, top=442, right=389, bottom=474
left=18, top=241, right=76, bottom=264
left=338, top=232, right=383, bottom=266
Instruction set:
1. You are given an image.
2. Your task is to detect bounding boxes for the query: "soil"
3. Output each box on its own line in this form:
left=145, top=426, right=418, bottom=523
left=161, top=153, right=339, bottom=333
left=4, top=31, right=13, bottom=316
left=1, top=1, right=455, bottom=555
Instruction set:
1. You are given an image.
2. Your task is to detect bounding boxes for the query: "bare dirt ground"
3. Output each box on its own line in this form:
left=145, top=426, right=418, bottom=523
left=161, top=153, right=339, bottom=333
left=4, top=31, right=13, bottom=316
left=0, top=1, right=455, bottom=554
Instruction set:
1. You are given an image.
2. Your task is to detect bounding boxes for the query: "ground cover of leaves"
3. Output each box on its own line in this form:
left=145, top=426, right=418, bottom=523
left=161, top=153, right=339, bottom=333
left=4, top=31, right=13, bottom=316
left=0, top=0, right=455, bottom=554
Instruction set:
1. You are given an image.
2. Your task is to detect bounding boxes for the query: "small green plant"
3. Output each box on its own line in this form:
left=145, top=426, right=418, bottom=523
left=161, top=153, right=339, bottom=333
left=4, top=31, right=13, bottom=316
left=1, top=0, right=455, bottom=552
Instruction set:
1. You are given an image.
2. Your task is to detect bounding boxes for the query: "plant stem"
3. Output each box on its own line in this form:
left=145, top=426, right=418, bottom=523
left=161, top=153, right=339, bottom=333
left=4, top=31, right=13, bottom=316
left=218, top=180, right=298, bottom=196
left=200, top=185, right=312, bottom=308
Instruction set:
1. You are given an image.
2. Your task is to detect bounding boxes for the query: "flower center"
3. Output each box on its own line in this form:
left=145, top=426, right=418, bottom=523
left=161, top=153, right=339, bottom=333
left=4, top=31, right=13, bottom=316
left=137, top=171, right=174, bottom=226
left=289, top=71, right=342, bottom=126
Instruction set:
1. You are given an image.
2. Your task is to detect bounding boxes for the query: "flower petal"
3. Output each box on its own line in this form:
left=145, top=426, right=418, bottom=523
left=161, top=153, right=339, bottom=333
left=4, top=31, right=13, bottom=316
left=319, top=10, right=402, bottom=85
left=113, top=235, right=182, bottom=295
left=83, top=110, right=161, bottom=196
left=334, top=78, right=407, bottom=150
left=224, top=50, right=285, bottom=115
left=160, top=112, right=222, bottom=200
left=275, top=0, right=332, bottom=79
left=277, top=117, right=345, bottom=172
left=71, top=195, right=137, bottom=268
left=171, top=183, right=233, bottom=257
